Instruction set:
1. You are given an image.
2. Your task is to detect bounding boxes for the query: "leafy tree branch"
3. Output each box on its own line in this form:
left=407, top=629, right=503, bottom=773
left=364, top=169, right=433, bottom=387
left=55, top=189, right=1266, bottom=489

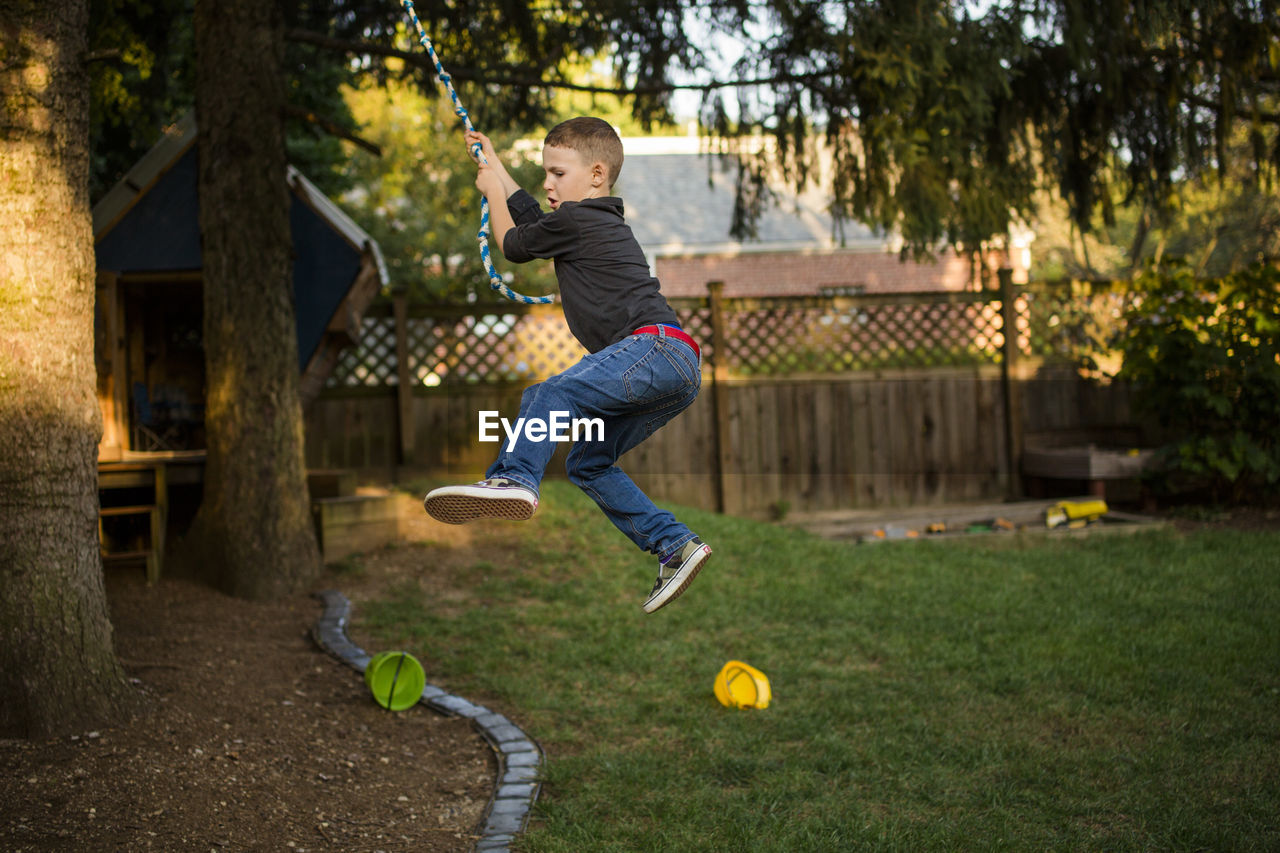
left=283, top=28, right=829, bottom=96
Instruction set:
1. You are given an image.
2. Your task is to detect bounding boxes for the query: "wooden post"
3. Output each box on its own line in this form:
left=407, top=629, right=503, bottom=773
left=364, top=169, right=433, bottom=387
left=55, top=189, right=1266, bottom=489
left=150, top=462, right=168, bottom=584
left=707, top=281, right=733, bottom=514
left=998, top=268, right=1024, bottom=498
left=393, top=289, right=415, bottom=465
left=95, top=271, right=127, bottom=460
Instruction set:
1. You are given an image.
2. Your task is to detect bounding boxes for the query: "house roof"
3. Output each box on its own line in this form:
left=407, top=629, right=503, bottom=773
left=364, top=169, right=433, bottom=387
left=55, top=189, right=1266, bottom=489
left=92, top=113, right=387, bottom=371
left=617, top=135, right=886, bottom=261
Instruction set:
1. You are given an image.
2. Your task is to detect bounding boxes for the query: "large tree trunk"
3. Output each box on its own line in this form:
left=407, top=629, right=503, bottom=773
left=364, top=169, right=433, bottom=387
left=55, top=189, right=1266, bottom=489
left=190, top=0, right=320, bottom=599
left=0, top=0, right=136, bottom=737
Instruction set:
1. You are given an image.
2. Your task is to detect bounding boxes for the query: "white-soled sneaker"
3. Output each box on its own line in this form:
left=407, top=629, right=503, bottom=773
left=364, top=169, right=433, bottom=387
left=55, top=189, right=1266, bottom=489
left=423, top=478, right=538, bottom=524
left=643, top=537, right=711, bottom=613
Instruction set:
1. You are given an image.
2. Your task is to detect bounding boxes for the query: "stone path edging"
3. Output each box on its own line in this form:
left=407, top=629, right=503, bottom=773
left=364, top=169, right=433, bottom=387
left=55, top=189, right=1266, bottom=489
left=311, top=590, right=542, bottom=853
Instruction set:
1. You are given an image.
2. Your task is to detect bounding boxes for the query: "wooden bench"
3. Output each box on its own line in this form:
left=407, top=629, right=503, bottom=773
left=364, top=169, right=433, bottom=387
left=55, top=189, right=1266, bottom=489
left=1021, top=444, right=1157, bottom=505
left=98, top=461, right=168, bottom=584
left=99, top=504, right=164, bottom=583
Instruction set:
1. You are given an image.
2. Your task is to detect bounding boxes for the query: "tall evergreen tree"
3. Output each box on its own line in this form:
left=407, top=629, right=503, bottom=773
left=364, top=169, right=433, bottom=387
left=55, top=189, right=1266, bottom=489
left=188, top=0, right=321, bottom=599
left=0, top=0, right=137, bottom=736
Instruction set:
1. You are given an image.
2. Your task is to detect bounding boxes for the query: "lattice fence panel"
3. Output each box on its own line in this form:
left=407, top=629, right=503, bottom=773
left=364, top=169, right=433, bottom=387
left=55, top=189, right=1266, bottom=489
left=671, top=302, right=715, bottom=365
left=328, top=314, right=398, bottom=387
left=325, top=284, right=1136, bottom=390
left=715, top=298, right=1005, bottom=375
left=410, top=311, right=588, bottom=386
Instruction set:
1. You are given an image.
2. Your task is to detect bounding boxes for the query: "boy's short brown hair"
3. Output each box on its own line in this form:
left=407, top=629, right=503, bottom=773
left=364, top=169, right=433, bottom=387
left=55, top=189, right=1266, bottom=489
left=544, top=117, right=623, bottom=189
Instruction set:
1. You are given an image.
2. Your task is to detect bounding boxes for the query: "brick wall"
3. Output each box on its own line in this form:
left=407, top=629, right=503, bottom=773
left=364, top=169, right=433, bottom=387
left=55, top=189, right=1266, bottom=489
left=656, top=246, right=1018, bottom=298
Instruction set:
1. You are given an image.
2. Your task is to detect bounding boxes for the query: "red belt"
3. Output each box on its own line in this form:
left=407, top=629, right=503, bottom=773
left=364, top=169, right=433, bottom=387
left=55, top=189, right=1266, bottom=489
left=633, top=325, right=700, bottom=359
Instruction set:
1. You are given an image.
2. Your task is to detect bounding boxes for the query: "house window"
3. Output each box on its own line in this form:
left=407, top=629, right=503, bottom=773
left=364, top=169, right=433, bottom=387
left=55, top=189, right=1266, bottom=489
left=818, top=284, right=867, bottom=297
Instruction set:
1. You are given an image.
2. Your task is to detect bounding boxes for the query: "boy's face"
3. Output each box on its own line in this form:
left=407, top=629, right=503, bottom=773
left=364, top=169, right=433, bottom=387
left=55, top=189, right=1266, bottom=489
left=542, top=145, right=606, bottom=209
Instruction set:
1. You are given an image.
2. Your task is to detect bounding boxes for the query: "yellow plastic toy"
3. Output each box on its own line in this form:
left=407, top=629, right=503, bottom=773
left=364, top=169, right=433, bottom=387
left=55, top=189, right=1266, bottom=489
left=714, top=660, right=771, bottom=709
left=1045, top=499, right=1109, bottom=529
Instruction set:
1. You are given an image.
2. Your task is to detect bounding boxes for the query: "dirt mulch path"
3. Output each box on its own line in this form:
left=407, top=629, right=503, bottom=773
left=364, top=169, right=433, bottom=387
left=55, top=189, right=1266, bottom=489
left=0, top=568, right=493, bottom=852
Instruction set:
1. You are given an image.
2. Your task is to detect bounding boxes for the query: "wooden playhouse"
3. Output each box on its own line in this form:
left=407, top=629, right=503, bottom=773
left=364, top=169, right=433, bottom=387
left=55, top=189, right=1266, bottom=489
left=92, top=113, right=395, bottom=573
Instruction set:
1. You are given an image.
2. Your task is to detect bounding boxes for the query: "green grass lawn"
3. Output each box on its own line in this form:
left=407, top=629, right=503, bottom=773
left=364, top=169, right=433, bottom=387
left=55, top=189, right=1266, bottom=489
left=355, top=481, right=1280, bottom=852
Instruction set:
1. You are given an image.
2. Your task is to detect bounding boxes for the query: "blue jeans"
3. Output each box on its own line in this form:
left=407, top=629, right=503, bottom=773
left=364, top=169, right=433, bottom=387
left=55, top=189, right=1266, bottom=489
left=485, top=325, right=701, bottom=561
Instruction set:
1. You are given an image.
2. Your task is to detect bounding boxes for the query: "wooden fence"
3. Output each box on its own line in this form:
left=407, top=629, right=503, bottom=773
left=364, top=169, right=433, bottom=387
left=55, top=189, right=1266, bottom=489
left=304, top=274, right=1142, bottom=516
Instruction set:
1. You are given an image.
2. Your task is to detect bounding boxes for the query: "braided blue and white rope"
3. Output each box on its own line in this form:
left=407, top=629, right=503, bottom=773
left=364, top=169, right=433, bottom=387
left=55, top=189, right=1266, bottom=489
left=400, top=0, right=554, bottom=305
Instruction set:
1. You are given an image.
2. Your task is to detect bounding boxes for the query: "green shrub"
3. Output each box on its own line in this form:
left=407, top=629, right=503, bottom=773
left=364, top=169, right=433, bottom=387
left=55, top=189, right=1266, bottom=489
left=1114, top=262, right=1280, bottom=502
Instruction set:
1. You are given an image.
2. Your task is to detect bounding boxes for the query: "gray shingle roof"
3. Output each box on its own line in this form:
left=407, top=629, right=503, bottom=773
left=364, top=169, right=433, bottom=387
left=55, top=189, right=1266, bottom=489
left=616, top=143, right=882, bottom=254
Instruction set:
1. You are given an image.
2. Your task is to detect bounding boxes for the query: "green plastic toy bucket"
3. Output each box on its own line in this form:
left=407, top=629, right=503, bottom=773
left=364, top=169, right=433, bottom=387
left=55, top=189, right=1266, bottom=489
left=364, top=651, right=426, bottom=711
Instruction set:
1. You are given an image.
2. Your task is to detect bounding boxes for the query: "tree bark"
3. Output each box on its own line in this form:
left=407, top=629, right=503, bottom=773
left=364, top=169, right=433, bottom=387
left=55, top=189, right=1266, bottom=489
left=190, top=0, right=320, bottom=599
left=0, top=0, right=137, bottom=737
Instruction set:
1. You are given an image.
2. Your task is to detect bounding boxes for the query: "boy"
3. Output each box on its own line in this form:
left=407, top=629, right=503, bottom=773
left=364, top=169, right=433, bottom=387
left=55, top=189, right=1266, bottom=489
left=423, top=117, right=710, bottom=614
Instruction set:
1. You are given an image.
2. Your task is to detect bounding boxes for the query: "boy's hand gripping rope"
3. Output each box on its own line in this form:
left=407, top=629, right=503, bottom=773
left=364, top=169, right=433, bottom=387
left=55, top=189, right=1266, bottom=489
left=399, top=0, right=554, bottom=305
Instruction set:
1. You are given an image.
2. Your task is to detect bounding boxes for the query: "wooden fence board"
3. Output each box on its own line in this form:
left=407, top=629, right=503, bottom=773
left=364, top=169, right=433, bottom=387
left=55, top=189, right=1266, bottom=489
left=920, top=376, right=943, bottom=502
left=778, top=383, right=806, bottom=508
left=811, top=382, right=836, bottom=510
left=975, top=375, right=1007, bottom=492
left=829, top=381, right=854, bottom=510
left=848, top=380, right=872, bottom=506
left=950, top=374, right=980, bottom=500
left=864, top=380, right=889, bottom=505
left=777, top=383, right=803, bottom=509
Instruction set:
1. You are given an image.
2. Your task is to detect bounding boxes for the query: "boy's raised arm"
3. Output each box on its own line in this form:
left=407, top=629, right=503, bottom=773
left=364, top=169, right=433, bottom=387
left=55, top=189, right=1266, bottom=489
left=465, top=130, right=519, bottom=251
left=465, top=130, right=522, bottom=199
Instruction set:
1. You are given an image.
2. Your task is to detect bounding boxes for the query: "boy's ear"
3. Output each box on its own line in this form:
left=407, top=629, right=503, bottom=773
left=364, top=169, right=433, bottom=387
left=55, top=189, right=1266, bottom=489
left=591, top=161, right=607, bottom=188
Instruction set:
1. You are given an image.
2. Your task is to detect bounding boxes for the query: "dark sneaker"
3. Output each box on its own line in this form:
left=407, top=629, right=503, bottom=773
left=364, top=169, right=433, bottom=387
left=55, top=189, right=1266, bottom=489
left=423, top=478, right=538, bottom=524
left=643, top=537, right=711, bottom=613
